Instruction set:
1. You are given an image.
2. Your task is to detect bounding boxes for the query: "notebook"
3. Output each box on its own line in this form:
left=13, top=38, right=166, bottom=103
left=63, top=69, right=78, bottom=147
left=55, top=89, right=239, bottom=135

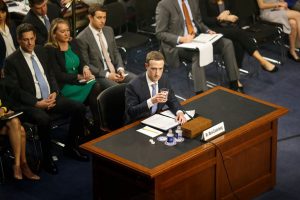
left=141, top=114, right=179, bottom=131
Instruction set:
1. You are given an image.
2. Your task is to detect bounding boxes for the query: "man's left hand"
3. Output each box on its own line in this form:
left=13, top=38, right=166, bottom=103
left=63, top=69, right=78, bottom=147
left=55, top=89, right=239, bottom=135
left=176, top=112, right=187, bottom=125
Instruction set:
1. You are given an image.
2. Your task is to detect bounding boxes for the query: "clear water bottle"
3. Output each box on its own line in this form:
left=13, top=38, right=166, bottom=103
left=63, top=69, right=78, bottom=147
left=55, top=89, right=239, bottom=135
left=175, top=126, right=184, bottom=142
left=165, top=129, right=176, bottom=146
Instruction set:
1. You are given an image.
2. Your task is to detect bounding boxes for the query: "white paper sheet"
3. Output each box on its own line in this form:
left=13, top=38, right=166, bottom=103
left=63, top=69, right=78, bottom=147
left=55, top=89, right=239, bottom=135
left=176, top=34, right=223, bottom=67
left=137, top=126, right=163, bottom=138
left=141, top=114, right=179, bottom=131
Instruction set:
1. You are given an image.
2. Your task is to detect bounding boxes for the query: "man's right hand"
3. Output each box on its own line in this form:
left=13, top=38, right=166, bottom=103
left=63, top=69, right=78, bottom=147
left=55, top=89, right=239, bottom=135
left=35, top=98, right=56, bottom=110
left=179, top=34, right=195, bottom=43
left=151, top=93, right=167, bottom=104
left=108, top=72, right=124, bottom=82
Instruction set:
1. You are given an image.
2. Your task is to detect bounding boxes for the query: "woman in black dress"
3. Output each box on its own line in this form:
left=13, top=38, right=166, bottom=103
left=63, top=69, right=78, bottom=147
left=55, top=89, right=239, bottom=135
left=200, top=0, right=278, bottom=72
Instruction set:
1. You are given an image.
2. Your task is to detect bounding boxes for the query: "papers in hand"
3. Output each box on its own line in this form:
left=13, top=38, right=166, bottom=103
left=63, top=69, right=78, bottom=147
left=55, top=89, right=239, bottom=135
left=141, top=114, right=179, bottom=131
left=137, top=126, right=163, bottom=138
left=176, top=34, right=223, bottom=67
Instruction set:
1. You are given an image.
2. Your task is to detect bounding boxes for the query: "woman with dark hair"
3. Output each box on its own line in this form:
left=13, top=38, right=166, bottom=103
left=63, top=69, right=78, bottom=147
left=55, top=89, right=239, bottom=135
left=200, top=0, right=278, bottom=72
left=0, top=80, right=40, bottom=180
left=45, top=18, right=102, bottom=133
left=0, top=0, right=18, bottom=78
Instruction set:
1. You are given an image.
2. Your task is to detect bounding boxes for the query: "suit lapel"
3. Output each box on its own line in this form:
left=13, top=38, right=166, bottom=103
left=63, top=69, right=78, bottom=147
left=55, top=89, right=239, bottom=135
left=86, top=27, right=104, bottom=64
left=172, top=0, right=186, bottom=32
left=16, top=49, right=35, bottom=86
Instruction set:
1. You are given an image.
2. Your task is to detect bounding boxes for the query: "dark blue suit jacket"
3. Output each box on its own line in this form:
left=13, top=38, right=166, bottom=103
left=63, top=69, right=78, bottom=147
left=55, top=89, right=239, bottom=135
left=125, top=72, right=182, bottom=124
left=4, top=46, right=59, bottom=107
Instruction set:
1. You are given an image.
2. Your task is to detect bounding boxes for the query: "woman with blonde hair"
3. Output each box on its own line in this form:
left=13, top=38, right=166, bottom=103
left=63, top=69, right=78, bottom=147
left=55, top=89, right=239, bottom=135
left=45, top=18, right=102, bottom=134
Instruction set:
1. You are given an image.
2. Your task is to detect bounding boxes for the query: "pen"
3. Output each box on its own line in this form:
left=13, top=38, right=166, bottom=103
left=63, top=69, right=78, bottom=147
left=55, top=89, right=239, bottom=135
left=209, top=35, right=218, bottom=42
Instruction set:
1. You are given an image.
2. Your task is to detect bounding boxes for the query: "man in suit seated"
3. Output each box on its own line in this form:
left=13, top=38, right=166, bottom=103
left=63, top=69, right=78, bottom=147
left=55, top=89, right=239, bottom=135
left=156, top=0, right=244, bottom=94
left=77, top=4, right=136, bottom=91
left=125, top=51, right=187, bottom=124
left=23, top=0, right=61, bottom=45
left=4, top=23, right=89, bottom=175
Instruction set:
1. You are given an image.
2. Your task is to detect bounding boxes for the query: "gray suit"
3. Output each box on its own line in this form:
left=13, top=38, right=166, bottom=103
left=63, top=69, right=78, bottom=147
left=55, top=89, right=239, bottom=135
left=76, top=25, right=135, bottom=89
left=156, top=0, right=240, bottom=92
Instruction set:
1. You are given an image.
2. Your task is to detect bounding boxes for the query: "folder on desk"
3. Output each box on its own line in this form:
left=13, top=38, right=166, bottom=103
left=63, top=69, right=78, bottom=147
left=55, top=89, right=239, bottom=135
left=141, top=114, right=179, bottom=131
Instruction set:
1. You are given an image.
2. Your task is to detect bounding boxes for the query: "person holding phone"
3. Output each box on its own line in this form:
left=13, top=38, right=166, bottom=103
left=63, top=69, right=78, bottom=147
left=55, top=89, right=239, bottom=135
left=45, top=18, right=102, bottom=134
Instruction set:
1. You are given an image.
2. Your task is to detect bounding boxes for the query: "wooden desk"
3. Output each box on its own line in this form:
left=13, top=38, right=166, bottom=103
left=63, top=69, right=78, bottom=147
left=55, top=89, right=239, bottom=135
left=81, top=87, right=288, bottom=200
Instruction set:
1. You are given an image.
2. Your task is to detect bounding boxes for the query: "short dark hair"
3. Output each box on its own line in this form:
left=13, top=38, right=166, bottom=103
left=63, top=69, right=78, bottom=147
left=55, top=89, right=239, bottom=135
left=145, top=51, right=165, bottom=64
left=16, top=23, right=36, bottom=39
left=28, top=0, right=45, bottom=7
left=88, top=4, right=107, bottom=16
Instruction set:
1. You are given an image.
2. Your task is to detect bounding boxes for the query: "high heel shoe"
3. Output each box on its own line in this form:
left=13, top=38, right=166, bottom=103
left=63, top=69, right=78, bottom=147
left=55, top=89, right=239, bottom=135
left=261, top=65, right=279, bottom=73
left=13, top=165, right=23, bottom=180
left=21, top=163, right=40, bottom=181
left=287, top=51, right=300, bottom=62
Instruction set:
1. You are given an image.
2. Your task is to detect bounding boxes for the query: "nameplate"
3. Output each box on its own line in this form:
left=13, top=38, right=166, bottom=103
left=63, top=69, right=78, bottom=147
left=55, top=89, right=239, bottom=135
left=201, top=122, right=225, bottom=141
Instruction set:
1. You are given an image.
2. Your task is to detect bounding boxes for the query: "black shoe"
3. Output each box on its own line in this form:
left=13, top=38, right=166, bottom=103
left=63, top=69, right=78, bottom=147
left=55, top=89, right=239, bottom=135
left=195, top=91, right=203, bottom=95
left=261, top=65, right=279, bottom=73
left=64, top=147, right=89, bottom=162
left=43, top=158, right=58, bottom=175
left=236, top=86, right=245, bottom=94
left=287, top=51, right=300, bottom=62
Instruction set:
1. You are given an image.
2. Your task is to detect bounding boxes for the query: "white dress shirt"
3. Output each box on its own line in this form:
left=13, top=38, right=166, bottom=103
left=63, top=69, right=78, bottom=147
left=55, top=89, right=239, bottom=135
left=0, top=25, right=16, bottom=57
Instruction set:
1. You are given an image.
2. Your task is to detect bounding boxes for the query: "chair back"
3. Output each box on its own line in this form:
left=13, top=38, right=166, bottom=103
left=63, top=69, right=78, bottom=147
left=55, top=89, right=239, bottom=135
left=105, top=2, right=127, bottom=35
left=135, top=0, right=157, bottom=27
left=97, top=83, right=127, bottom=132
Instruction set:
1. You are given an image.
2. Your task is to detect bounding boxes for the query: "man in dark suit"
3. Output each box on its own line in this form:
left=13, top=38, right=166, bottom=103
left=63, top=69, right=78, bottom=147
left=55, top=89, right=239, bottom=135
left=4, top=23, right=89, bottom=175
left=77, top=4, right=135, bottom=90
left=23, top=0, right=61, bottom=45
left=125, top=51, right=187, bottom=124
left=156, top=0, right=243, bottom=94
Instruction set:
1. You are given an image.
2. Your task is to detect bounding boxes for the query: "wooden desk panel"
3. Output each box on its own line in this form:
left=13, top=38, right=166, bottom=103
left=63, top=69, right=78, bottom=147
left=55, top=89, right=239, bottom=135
left=81, top=87, right=288, bottom=200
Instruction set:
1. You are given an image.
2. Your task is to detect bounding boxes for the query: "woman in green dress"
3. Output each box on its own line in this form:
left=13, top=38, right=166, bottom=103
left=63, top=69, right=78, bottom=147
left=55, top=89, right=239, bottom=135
left=46, top=18, right=102, bottom=134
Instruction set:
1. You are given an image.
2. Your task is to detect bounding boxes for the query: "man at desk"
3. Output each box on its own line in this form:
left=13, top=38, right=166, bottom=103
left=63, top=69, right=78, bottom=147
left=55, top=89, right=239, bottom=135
left=125, top=51, right=187, bottom=124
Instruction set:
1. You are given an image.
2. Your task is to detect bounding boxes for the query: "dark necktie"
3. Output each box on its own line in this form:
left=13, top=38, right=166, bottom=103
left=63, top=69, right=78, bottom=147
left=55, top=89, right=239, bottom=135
left=151, top=83, right=158, bottom=114
left=43, top=15, right=50, bottom=31
left=97, top=32, right=116, bottom=73
left=182, top=0, right=195, bottom=35
left=31, top=55, right=49, bottom=99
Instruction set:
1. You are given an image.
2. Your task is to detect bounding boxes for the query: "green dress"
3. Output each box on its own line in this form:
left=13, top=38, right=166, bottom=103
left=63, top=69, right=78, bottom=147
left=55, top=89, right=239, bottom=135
left=60, top=46, right=95, bottom=103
